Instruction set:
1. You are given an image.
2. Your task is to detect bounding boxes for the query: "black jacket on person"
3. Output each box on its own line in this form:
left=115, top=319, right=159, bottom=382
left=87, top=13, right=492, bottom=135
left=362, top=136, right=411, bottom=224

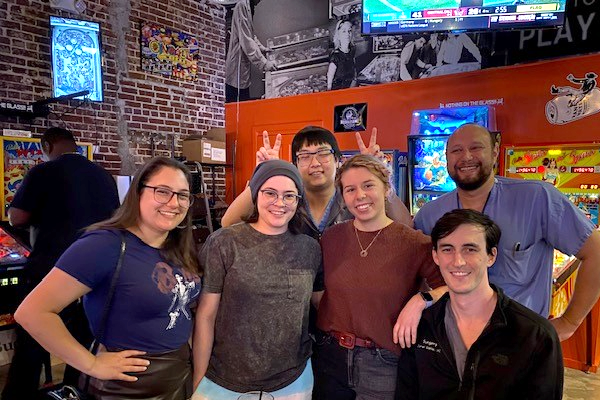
left=396, top=285, right=563, bottom=400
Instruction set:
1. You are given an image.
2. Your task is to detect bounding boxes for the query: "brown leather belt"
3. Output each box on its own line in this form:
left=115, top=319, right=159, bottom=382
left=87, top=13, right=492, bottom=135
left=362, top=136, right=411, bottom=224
left=330, top=330, right=377, bottom=350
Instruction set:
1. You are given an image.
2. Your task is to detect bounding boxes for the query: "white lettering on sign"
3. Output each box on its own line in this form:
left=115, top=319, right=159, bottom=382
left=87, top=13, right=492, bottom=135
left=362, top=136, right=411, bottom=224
left=440, top=98, right=504, bottom=108
left=519, top=12, right=596, bottom=49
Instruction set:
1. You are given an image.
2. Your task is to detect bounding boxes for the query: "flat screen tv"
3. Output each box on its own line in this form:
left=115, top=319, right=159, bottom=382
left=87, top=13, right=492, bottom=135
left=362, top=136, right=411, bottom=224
left=362, top=0, right=568, bottom=34
left=50, top=16, right=103, bottom=102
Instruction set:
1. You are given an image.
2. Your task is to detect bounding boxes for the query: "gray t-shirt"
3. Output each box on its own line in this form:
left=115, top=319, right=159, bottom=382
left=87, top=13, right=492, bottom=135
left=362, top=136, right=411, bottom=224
left=444, top=301, right=468, bottom=381
left=200, top=223, right=323, bottom=392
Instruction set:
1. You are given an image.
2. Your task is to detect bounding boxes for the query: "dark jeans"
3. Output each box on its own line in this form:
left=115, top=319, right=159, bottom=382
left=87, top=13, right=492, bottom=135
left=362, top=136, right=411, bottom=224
left=312, top=333, right=399, bottom=400
left=225, top=84, right=250, bottom=103
left=1, top=299, right=92, bottom=400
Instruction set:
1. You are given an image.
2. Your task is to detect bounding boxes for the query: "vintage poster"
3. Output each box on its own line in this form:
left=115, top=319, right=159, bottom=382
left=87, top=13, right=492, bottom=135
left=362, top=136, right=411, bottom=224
left=140, top=23, right=200, bottom=81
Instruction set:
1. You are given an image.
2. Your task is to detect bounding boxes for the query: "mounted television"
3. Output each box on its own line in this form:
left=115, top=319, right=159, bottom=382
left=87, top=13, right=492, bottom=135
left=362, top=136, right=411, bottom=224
left=50, top=16, right=103, bottom=102
left=362, top=0, right=568, bottom=34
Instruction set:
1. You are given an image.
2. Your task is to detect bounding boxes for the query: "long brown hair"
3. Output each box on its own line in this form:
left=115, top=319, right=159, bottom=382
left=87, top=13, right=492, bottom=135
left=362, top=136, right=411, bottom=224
left=88, top=157, right=200, bottom=275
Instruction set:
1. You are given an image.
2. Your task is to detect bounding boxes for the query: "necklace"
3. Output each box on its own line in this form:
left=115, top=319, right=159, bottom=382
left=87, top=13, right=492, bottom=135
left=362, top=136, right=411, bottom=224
left=354, top=225, right=384, bottom=257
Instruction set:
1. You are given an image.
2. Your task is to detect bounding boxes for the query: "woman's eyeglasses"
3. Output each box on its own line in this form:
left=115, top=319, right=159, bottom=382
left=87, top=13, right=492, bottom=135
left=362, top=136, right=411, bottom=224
left=259, top=189, right=301, bottom=206
left=295, top=149, right=334, bottom=167
left=143, top=185, right=194, bottom=208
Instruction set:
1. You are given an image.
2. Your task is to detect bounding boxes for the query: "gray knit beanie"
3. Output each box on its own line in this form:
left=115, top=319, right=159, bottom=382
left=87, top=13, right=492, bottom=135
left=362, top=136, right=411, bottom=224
left=249, top=160, right=303, bottom=202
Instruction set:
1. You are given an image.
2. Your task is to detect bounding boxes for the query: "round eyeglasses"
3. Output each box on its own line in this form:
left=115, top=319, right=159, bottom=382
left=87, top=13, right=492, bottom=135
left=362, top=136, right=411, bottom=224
left=259, top=189, right=301, bottom=206
left=143, top=185, right=194, bottom=208
left=295, top=148, right=335, bottom=167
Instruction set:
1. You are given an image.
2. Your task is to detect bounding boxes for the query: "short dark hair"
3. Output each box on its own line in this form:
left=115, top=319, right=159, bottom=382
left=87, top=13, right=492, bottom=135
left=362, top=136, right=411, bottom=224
left=41, top=127, right=76, bottom=147
left=291, top=126, right=341, bottom=165
left=431, top=209, right=501, bottom=256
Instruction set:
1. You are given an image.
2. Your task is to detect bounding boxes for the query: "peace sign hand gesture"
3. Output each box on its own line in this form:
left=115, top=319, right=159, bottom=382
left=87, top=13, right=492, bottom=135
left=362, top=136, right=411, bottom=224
left=256, top=130, right=282, bottom=165
left=356, top=127, right=387, bottom=164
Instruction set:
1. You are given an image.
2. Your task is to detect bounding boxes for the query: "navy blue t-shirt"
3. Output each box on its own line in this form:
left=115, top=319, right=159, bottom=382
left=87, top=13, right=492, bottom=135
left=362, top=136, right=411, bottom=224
left=56, top=229, right=201, bottom=353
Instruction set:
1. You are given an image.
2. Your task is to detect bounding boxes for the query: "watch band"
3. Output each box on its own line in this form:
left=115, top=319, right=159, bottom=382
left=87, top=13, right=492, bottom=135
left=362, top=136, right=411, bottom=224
left=419, top=291, right=434, bottom=308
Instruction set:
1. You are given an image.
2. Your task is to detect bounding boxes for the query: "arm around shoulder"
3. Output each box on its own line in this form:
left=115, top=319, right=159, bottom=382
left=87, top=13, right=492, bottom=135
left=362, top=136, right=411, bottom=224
left=221, top=186, right=253, bottom=227
left=386, top=195, right=413, bottom=227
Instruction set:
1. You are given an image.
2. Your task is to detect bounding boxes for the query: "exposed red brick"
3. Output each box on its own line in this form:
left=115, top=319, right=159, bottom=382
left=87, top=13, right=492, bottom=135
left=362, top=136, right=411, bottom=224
left=0, top=0, right=226, bottom=195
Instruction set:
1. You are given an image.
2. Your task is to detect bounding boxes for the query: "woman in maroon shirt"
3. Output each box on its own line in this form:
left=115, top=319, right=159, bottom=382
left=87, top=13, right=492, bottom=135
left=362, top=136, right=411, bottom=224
left=312, top=154, right=446, bottom=400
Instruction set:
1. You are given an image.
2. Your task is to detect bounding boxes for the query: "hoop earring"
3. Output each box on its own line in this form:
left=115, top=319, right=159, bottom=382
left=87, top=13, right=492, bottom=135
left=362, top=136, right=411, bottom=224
left=176, top=223, right=188, bottom=229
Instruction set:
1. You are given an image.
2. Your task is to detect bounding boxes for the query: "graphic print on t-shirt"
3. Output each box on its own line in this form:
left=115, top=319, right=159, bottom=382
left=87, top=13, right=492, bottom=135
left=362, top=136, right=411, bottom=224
left=151, top=262, right=200, bottom=330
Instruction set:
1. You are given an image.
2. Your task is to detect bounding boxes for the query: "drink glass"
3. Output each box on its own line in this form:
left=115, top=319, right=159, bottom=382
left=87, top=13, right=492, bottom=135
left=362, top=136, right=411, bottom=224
left=237, top=391, right=274, bottom=400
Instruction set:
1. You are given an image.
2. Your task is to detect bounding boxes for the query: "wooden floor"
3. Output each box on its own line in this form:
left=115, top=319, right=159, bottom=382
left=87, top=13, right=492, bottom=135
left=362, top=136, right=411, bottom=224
left=564, top=367, right=600, bottom=399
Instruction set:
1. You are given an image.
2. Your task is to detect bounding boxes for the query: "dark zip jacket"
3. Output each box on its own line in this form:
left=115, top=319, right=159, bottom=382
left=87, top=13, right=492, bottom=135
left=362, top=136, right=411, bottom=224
left=396, top=285, right=563, bottom=400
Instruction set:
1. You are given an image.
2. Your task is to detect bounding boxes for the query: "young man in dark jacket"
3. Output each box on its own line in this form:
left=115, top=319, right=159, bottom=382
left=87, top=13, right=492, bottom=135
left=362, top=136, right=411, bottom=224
left=396, top=209, right=563, bottom=400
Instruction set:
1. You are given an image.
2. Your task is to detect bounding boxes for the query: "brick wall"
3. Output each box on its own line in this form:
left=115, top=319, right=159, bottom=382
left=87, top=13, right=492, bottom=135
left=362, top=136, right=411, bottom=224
left=0, top=0, right=227, bottom=200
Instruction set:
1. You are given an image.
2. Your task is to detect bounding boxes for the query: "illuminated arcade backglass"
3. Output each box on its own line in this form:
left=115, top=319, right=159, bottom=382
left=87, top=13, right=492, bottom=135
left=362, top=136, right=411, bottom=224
left=408, top=106, right=496, bottom=214
left=341, top=150, right=408, bottom=204
left=504, top=143, right=600, bottom=318
left=0, top=137, right=92, bottom=221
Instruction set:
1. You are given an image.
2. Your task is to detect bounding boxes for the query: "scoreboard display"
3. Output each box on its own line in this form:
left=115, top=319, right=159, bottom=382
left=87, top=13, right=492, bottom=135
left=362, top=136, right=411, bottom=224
left=362, top=0, right=567, bottom=34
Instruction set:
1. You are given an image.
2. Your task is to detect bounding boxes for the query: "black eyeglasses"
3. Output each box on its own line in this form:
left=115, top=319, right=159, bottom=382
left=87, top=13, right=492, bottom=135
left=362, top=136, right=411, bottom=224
left=259, top=189, right=301, bottom=206
left=143, top=185, right=194, bottom=208
left=296, top=149, right=335, bottom=167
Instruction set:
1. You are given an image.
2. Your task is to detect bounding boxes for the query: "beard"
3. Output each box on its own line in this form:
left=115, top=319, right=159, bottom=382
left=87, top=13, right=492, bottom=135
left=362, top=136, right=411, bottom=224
left=449, top=162, right=493, bottom=191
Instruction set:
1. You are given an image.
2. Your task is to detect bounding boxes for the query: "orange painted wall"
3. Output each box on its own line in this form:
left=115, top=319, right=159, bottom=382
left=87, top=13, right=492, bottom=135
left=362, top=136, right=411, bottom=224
left=225, top=52, right=600, bottom=200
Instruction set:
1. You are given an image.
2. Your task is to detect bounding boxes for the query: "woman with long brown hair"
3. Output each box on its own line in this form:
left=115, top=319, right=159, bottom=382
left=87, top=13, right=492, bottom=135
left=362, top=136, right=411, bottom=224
left=15, top=156, right=201, bottom=399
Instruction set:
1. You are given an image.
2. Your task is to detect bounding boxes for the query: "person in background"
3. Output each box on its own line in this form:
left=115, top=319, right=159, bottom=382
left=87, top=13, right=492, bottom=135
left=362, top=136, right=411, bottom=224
left=413, top=123, right=600, bottom=341
left=15, top=157, right=201, bottom=400
left=416, top=33, right=440, bottom=77
left=396, top=209, right=563, bottom=400
left=2, top=127, right=119, bottom=400
left=327, top=19, right=357, bottom=90
left=399, top=36, right=428, bottom=81
left=221, top=126, right=412, bottom=238
left=542, top=158, right=560, bottom=186
left=193, top=160, right=321, bottom=399
left=437, top=33, right=481, bottom=66
left=225, top=0, right=276, bottom=102
left=312, top=155, right=446, bottom=400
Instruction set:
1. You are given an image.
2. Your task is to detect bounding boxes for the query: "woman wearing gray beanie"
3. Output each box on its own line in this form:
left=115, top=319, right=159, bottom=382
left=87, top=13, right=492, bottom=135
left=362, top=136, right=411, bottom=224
left=193, top=160, right=322, bottom=400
